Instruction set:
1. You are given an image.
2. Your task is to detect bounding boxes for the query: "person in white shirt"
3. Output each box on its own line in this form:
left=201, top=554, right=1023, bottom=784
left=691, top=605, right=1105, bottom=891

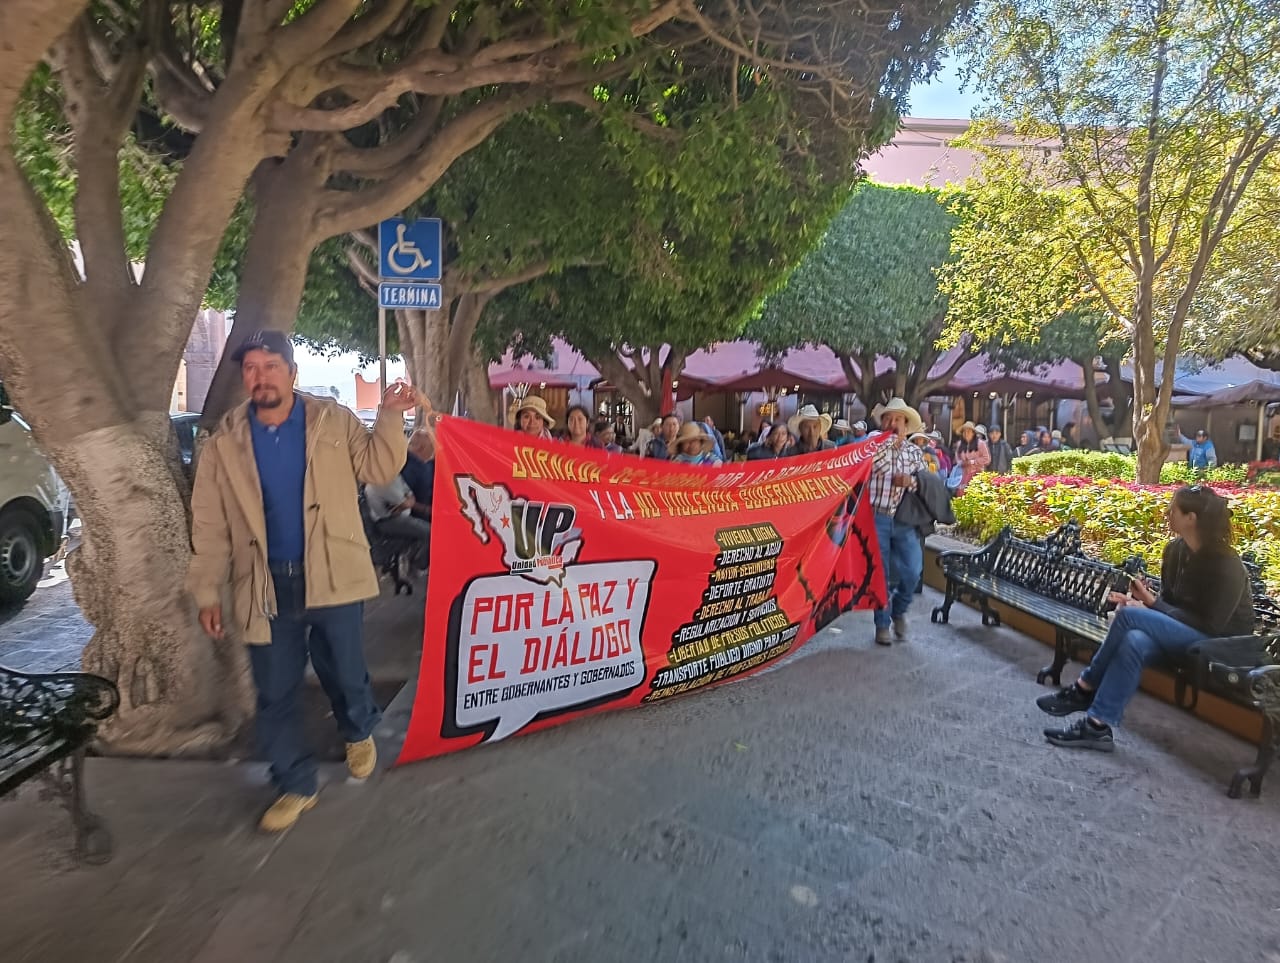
left=365, top=474, right=431, bottom=570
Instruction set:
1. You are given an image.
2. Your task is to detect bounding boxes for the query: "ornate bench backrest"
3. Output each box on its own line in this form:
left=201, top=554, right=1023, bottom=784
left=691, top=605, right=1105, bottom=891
left=1040, top=554, right=1116, bottom=615
left=989, top=538, right=1050, bottom=590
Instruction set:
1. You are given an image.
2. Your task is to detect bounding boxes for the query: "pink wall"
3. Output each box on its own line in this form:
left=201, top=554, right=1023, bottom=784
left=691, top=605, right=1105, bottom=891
left=864, top=118, right=979, bottom=187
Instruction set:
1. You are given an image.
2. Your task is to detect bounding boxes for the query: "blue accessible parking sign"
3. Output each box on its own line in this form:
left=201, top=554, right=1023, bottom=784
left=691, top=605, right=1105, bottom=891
left=379, top=217, right=442, bottom=281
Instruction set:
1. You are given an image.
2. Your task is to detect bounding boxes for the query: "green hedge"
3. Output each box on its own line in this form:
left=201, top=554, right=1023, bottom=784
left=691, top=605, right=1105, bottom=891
left=1010, top=450, right=1248, bottom=484
left=952, top=474, right=1280, bottom=592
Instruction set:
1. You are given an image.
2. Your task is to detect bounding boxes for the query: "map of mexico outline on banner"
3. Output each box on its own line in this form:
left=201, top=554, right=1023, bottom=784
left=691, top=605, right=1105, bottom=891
left=397, top=418, right=887, bottom=764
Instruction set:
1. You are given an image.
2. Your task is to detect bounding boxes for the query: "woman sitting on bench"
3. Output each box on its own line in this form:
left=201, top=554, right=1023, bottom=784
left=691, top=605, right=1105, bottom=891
left=1037, top=485, right=1255, bottom=751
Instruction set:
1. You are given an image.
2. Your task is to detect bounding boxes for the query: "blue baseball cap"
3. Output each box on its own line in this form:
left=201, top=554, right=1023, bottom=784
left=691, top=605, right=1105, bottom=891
left=231, top=330, right=295, bottom=366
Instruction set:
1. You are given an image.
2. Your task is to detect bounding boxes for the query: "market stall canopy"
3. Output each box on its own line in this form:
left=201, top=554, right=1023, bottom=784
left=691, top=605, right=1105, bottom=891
left=1178, top=380, right=1280, bottom=408
left=698, top=366, right=843, bottom=395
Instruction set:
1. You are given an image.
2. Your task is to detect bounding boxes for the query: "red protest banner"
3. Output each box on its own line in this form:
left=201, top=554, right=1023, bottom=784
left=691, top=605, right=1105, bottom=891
left=397, top=419, right=886, bottom=763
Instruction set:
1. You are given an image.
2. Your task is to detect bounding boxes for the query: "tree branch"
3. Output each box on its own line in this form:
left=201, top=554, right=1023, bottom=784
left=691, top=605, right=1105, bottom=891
left=0, top=1, right=86, bottom=125
left=318, top=0, right=413, bottom=60
left=329, top=96, right=443, bottom=176
left=49, top=12, right=148, bottom=313
left=271, top=0, right=365, bottom=65
left=316, top=88, right=550, bottom=236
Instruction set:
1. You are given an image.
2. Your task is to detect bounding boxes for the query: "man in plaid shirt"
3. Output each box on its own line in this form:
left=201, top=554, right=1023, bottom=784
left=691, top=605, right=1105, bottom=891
left=868, top=398, right=928, bottom=646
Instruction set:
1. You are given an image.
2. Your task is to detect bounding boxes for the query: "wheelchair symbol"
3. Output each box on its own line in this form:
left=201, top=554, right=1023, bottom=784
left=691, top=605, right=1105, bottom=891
left=386, top=223, right=434, bottom=275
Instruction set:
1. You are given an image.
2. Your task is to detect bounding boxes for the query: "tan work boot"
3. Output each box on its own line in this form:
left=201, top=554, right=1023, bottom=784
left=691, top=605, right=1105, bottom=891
left=874, top=626, right=893, bottom=646
left=346, top=736, right=377, bottom=780
left=893, top=616, right=909, bottom=641
left=259, top=793, right=317, bottom=832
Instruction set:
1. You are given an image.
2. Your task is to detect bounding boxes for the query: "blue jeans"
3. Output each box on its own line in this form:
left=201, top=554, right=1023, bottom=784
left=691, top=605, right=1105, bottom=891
left=873, top=512, right=924, bottom=629
left=247, top=567, right=381, bottom=796
left=1080, top=605, right=1209, bottom=727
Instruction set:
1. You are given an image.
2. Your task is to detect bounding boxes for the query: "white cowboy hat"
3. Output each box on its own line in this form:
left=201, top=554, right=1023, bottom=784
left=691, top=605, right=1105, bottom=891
left=512, top=395, right=556, bottom=428
left=833, top=418, right=853, bottom=432
left=788, top=404, right=833, bottom=437
left=668, top=421, right=715, bottom=456
left=870, top=398, right=924, bottom=435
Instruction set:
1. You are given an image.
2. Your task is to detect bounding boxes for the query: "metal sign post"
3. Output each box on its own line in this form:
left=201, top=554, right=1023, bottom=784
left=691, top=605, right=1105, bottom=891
left=378, top=305, right=387, bottom=395
left=376, top=216, right=444, bottom=400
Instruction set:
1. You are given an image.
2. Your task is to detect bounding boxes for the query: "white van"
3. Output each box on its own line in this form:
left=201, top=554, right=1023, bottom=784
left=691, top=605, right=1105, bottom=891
left=0, top=396, right=68, bottom=605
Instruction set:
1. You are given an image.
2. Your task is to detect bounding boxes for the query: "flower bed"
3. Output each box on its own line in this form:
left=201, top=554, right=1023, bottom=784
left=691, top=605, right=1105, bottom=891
left=953, top=474, right=1280, bottom=592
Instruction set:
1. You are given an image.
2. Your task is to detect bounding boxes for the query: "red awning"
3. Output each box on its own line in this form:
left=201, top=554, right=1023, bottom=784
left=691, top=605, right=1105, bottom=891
left=488, top=368, right=580, bottom=389
left=700, top=366, right=844, bottom=395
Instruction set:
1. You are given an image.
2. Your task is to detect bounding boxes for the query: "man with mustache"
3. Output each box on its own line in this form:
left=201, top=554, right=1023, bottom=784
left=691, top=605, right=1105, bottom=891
left=186, top=330, right=413, bottom=832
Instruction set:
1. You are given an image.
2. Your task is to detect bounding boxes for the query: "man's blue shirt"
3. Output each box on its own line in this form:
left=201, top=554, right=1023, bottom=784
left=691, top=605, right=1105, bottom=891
left=249, top=396, right=306, bottom=563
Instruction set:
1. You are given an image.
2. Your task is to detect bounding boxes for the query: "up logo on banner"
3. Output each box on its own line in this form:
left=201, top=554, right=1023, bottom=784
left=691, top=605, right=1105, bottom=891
left=455, top=477, right=583, bottom=585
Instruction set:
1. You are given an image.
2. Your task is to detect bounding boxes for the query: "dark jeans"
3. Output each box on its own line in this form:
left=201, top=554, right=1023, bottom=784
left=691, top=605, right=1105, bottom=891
left=1079, top=605, right=1208, bottom=727
left=374, top=514, right=432, bottom=569
left=873, top=512, right=923, bottom=629
left=246, top=565, right=381, bottom=796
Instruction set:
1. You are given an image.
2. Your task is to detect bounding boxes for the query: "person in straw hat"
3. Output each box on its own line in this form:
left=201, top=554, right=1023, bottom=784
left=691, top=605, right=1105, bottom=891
left=867, top=397, right=929, bottom=646
left=788, top=404, right=836, bottom=455
left=512, top=396, right=555, bottom=440
left=668, top=421, right=722, bottom=465
left=953, top=421, right=991, bottom=492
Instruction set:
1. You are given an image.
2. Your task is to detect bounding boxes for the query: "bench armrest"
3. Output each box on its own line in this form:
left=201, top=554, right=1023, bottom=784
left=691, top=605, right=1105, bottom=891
left=935, top=548, right=979, bottom=569
left=0, top=667, right=120, bottom=731
left=1243, top=664, right=1280, bottom=713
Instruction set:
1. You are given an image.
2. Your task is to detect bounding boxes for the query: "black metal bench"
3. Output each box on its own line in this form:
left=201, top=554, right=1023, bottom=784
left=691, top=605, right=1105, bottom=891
left=1188, top=633, right=1280, bottom=798
left=931, top=522, right=1137, bottom=686
left=932, top=522, right=1280, bottom=798
left=0, top=665, right=119, bottom=862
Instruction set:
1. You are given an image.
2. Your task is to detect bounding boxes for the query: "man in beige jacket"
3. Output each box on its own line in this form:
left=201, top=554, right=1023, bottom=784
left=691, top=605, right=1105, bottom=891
left=186, top=330, right=412, bottom=831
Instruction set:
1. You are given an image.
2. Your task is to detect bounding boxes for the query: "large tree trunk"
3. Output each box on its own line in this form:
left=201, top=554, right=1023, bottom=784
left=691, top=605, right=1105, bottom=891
left=1130, top=309, right=1168, bottom=483
left=1077, top=354, right=1106, bottom=444
left=837, top=351, right=876, bottom=410
left=462, top=343, right=499, bottom=423
left=0, top=5, right=289, bottom=755
left=1100, top=350, right=1133, bottom=435
left=444, top=293, right=489, bottom=406
left=396, top=307, right=448, bottom=401
left=46, top=415, right=251, bottom=753
left=588, top=345, right=683, bottom=428
left=200, top=149, right=328, bottom=428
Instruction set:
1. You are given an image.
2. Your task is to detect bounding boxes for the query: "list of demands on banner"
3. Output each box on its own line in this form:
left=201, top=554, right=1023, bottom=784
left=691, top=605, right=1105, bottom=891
left=647, top=523, right=801, bottom=701
left=451, top=559, right=656, bottom=742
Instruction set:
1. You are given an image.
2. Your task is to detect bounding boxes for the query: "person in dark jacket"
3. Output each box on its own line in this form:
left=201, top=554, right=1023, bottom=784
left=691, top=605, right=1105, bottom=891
left=986, top=426, right=1015, bottom=474
left=895, top=468, right=955, bottom=595
left=747, top=421, right=792, bottom=460
left=1038, top=485, right=1255, bottom=751
left=648, top=414, right=679, bottom=459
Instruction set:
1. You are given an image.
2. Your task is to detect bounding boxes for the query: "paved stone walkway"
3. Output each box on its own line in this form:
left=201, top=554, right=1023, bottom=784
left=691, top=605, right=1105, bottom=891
left=2, top=581, right=1278, bottom=962
left=0, top=559, right=91, bottom=673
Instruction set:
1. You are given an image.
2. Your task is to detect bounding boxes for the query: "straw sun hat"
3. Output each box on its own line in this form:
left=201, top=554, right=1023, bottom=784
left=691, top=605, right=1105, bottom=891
left=668, top=421, right=716, bottom=456
left=870, top=398, right=924, bottom=434
left=512, top=395, right=555, bottom=428
left=788, top=404, right=833, bottom=437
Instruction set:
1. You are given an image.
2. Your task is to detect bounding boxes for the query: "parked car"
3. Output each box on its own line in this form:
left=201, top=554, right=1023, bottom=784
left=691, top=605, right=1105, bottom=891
left=170, top=411, right=201, bottom=474
left=0, top=393, right=69, bottom=605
